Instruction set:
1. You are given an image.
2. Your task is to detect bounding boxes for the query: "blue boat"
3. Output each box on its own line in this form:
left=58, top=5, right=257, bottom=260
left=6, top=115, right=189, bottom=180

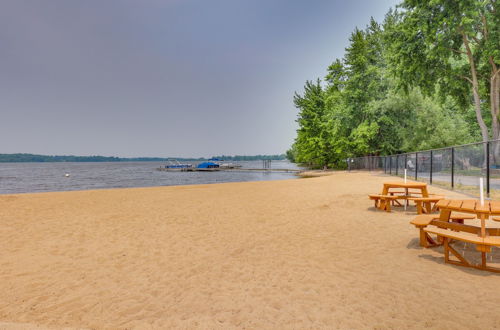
left=197, top=161, right=220, bottom=169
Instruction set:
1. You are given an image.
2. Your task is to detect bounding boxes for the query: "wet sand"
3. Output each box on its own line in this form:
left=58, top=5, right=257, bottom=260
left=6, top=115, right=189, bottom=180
left=1, top=171, right=500, bottom=329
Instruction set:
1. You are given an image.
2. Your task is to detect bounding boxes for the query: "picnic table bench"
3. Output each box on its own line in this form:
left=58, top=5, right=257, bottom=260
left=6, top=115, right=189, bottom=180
left=410, top=199, right=500, bottom=272
left=407, top=196, right=445, bottom=214
left=368, top=194, right=400, bottom=212
left=410, top=214, right=476, bottom=247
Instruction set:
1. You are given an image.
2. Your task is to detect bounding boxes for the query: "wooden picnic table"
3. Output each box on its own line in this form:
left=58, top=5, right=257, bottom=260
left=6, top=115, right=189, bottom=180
left=427, top=199, right=500, bottom=272
left=436, top=199, right=500, bottom=236
left=381, top=181, right=429, bottom=197
left=379, top=181, right=430, bottom=211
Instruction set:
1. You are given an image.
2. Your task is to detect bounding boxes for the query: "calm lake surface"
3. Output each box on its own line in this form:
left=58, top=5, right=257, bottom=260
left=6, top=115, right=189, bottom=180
left=0, top=160, right=302, bottom=194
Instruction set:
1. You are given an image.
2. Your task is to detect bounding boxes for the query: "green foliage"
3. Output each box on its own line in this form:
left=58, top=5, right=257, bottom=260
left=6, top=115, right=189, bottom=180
left=285, top=145, right=297, bottom=163
left=385, top=0, right=500, bottom=141
left=292, top=79, right=334, bottom=167
left=289, top=1, right=493, bottom=168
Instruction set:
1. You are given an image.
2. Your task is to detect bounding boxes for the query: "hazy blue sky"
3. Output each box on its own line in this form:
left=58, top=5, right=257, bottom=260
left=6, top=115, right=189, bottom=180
left=1, top=0, right=398, bottom=158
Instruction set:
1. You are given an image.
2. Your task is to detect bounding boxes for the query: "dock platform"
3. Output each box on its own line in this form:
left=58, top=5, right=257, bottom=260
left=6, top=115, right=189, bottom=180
left=156, top=167, right=302, bottom=173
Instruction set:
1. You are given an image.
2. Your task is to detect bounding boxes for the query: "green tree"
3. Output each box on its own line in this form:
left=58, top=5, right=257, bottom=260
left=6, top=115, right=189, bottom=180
left=385, top=0, right=500, bottom=143
left=293, top=79, right=333, bottom=167
left=289, top=4, right=485, bottom=168
left=324, top=19, right=391, bottom=159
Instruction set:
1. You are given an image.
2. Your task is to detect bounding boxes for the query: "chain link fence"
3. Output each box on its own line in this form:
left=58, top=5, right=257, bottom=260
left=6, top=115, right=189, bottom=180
left=347, top=140, right=500, bottom=198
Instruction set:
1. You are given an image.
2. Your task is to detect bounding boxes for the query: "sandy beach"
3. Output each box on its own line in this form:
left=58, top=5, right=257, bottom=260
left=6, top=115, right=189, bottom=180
left=2, top=171, right=500, bottom=329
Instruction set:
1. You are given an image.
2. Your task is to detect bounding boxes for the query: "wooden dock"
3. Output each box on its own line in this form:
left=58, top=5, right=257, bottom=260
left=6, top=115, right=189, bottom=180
left=156, top=167, right=302, bottom=173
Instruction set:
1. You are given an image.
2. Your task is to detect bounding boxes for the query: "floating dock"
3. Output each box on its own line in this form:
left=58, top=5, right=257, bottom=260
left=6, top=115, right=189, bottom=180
left=156, top=167, right=302, bottom=173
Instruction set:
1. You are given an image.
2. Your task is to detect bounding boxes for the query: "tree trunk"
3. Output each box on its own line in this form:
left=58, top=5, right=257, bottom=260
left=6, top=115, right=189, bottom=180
left=491, top=64, right=500, bottom=165
left=462, top=32, right=490, bottom=144
left=462, top=32, right=489, bottom=169
left=489, top=58, right=500, bottom=140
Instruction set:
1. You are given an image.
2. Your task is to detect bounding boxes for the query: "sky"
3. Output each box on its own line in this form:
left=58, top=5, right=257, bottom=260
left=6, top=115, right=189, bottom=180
left=1, top=0, right=399, bottom=158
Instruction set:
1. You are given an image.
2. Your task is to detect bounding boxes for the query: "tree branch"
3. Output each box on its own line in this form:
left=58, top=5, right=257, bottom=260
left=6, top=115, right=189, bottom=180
left=492, top=66, right=500, bottom=80
left=449, top=47, right=467, bottom=55
left=482, top=14, right=489, bottom=40
left=471, top=35, right=481, bottom=44
left=459, top=75, right=473, bottom=84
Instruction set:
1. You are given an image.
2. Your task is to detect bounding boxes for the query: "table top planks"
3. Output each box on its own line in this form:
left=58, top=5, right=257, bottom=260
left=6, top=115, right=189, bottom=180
left=447, top=200, right=464, bottom=210
left=383, top=181, right=427, bottom=188
left=460, top=200, right=477, bottom=213
left=490, top=201, right=500, bottom=213
left=435, top=199, right=450, bottom=209
left=437, top=199, right=500, bottom=215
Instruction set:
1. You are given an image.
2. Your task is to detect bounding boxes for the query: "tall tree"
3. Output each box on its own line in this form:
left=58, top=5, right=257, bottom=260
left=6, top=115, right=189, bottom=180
left=325, top=19, right=391, bottom=157
left=289, top=4, right=486, bottom=168
left=293, top=79, right=333, bottom=167
left=385, top=0, right=500, bottom=143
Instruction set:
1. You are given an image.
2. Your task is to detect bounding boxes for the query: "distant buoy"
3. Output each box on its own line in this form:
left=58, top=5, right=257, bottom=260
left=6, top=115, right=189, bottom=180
left=65, top=173, right=70, bottom=177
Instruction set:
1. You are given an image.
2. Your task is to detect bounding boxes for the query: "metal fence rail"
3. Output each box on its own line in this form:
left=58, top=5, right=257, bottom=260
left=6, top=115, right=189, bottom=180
left=347, top=139, right=500, bottom=197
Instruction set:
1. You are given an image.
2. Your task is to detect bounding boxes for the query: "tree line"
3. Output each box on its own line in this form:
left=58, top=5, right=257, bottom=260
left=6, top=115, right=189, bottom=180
left=288, top=0, right=499, bottom=169
left=0, top=153, right=286, bottom=163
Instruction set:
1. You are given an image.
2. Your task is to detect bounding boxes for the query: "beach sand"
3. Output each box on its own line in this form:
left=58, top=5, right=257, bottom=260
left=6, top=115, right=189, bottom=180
left=1, top=171, right=500, bottom=329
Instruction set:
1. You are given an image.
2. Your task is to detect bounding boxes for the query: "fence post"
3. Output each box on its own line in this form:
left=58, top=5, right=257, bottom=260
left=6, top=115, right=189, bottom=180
left=389, top=157, right=392, bottom=175
left=405, top=154, right=408, bottom=170
left=415, top=152, right=418, bottom=180
left=451, top=147, right=455, bottom=189
left=430, top=150, right=433, bottom=185
left=396, top=155, right=399, bottom=176
left=487, top=142, right=490, bottom=197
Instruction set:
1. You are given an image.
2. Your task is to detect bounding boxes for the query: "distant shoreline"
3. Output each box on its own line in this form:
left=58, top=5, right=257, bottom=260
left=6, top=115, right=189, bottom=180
left=0, top=153, right=287, bottom=163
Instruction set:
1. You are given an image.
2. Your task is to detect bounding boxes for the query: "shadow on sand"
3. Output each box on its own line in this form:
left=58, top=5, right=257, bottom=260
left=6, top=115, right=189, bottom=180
left=407, top=237, right=500, bottom=277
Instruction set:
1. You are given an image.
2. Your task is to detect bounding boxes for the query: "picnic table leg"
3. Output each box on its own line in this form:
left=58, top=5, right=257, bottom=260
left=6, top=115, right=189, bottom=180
left=431, top=202, right=439, bottom=213
left=377, top=198, right=384, bottom=211
left=480, top=214, right=486, bottom=238
left=418, top=227, right=428, bottom=247
left=419, top=229, right=426, bottom=247
left=422, top=200, right=432, bottom=213
left=443, top=237, right=449, bottom=263
left=424, top=201, right=432, bottom=214
left=404, top=188, right=408, bottom=211
left=420, top=187, right=431, bottom=214
left=476, top=244, right=491, bottom=269
left=378, top=199, right=386, bottom=211
left=436, top=209, right=452, bottom=244
left=384, top=198, right=392, bottom=212
left=439, top=209, right=451, bottom=222
left=479, top=213, right=488, bottom=270
left=415, top=201, right=423, bottom=215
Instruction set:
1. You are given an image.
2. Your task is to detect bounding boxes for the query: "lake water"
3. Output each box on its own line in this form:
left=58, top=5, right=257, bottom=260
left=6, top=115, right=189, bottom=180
left=0, top=160, right=302, bottom=194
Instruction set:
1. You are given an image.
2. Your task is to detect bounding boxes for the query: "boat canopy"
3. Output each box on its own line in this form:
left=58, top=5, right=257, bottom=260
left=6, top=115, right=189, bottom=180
left=197, top=162, right=219, bottom=169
